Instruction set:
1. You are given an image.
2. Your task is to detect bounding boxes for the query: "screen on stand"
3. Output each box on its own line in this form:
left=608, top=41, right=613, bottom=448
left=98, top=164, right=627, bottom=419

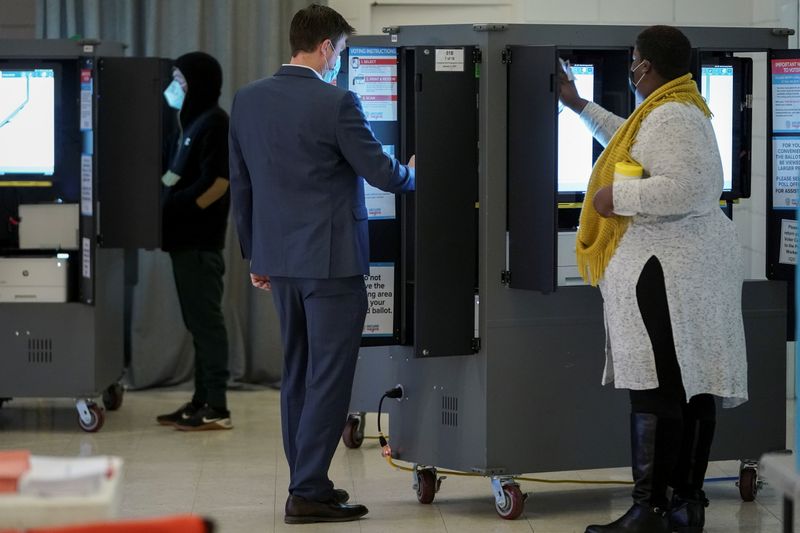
left=0, top=69, right=55, bottom=175
left=701, top=65, right=734, bottom=191
left=558, top=64, right=595, bottom=193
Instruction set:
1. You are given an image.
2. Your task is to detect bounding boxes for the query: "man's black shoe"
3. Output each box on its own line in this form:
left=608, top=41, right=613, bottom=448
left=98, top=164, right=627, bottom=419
left=284, top=495, right=367, bottom=524
left=333, top=488, right=350, bottom=504
left=175, top=405, right=233, bottom=431
left=156, top=402, right=199, bottom=427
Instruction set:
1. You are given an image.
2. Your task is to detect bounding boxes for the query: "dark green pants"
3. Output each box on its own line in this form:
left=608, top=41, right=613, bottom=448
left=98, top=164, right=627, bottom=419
left=169, top=249, right=229, bottom=410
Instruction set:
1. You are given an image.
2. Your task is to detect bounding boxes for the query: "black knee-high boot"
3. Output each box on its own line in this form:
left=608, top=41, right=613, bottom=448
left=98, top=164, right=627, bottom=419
left=585, top=413, right=681, bottom=533
left=669, top=395, right=716, bottom=533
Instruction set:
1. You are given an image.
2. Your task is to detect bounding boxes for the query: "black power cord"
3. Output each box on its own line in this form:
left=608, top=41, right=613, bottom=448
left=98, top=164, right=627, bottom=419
left=377, top=385, right=403, bottom=450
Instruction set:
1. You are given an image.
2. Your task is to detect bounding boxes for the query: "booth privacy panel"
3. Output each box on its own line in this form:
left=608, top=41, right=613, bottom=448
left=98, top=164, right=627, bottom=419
left=412, top=46, right=480, bottom=358
left=96, top=57, right=172, bottom=250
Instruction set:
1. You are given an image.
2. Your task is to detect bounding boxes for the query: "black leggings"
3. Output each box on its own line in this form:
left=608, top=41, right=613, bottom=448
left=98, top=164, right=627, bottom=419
left=628, top=256, right=715, bottom=421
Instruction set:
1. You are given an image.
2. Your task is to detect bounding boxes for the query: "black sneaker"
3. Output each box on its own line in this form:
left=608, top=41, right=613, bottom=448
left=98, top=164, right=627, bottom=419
left=156, top=402, right=200, bottom=426
left=175, top=405, right=233, bottom=431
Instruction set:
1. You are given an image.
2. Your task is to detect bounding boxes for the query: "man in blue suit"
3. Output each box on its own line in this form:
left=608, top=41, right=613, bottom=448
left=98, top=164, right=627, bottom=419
left=229, top=4, right=415, bottom=525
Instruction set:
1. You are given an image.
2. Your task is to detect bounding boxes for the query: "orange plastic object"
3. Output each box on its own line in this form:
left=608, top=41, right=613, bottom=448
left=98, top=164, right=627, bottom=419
left=0, top=450, right=31, bottom=493
left=19, top=515, right=211, bottom=533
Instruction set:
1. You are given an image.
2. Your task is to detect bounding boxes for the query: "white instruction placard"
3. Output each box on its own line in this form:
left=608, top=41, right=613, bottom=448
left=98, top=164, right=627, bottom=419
left=364, top=145, right=397, bottom=220
left=780, top=219, right=798, bottom=265
left=348, top=47, right=398, bottom=121
left=773, top=137, right=800, bottom=209
left=435, top=48, right=465, bottom=72
left=362, top=263, right=395, bottom=338
left=82, top=237, right=91, bottom=278
left=80, top=155, right=93, bottom=216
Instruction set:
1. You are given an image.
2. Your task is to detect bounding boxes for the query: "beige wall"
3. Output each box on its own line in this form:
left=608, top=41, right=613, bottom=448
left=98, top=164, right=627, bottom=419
left=0, top=0, right=35, bottom=39
left=330, top=0, right=798, bottom=35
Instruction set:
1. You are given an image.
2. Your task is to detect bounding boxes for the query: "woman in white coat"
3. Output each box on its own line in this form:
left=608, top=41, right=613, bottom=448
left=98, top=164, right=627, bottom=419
left=559, top=25, right=747, bottom=533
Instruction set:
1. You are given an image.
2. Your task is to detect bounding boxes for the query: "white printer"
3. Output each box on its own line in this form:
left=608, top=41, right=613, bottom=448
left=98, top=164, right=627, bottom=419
left=557, top=231, right=587, bottom=287
left=0, top=256, right=69, bottom=303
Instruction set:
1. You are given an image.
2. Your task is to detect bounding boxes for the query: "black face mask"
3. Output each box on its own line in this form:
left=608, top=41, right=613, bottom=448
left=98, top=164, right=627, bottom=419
left=629, top=59, right=646, bottom=94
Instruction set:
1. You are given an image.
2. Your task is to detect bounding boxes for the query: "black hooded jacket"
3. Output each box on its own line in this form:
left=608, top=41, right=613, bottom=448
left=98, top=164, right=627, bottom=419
left=162, top=51, right=230, bottom=251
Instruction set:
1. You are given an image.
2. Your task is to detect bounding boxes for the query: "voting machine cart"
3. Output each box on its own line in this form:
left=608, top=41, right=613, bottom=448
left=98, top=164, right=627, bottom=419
left=340, top=24, right=792, bottom=519
left=0, top=40, right=171, bottom=431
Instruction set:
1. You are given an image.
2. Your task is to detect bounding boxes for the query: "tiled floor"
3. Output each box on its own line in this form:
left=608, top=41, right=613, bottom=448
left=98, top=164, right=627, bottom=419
left=0, top=388, right=793, bottom=532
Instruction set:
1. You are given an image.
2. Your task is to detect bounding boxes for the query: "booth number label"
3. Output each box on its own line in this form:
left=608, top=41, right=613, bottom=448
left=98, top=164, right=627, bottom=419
left=435, top=49, right=465, bottom=72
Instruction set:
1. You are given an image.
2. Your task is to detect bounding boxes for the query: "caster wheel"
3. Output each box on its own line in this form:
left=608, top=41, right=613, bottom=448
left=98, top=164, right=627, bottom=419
left=739, top=466, right=758, bottom=502
left=78, top=404, right=105, bottom=433
left=342, top=417, right=364, bottom=449
left=495, top=484, right=525, bottom=520
left=102, top=383, right=124, bottom=411
left=416, top=469, right=437, bottom=504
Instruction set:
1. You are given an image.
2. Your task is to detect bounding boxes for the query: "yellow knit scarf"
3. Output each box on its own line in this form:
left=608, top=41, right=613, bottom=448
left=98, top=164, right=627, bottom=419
left=576, top=74, right=711, bottom=286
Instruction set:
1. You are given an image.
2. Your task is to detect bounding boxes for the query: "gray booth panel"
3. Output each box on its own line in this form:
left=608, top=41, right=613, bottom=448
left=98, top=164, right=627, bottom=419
left=483, top=280, right=787, bottom=474
left=0, top=303, right=103, bottom=397
left=0, top=40, right=125, bottom=58
left=354, top=280, right=786, bottom=475
left=0, top=249, right=123, bottom=398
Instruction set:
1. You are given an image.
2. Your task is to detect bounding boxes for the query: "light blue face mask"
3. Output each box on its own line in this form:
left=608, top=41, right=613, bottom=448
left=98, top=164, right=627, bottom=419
left=322, top=44, right=341, bottom=84
left=163, top=80, right=185, bottom=110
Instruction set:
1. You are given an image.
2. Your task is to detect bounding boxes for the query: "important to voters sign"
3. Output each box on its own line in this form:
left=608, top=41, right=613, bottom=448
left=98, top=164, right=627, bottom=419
left=772, top=59, right=800, bottom=133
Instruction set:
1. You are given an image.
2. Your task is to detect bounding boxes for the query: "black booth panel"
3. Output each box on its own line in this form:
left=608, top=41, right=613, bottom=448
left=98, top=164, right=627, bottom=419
left=507, top=45, right=558, bottom=293
left=693, top=51, right=754, bottom=201
left=413, top=46, right=479, bottom=358
left=400, top=48, right=417, bottom=346
left=96, top=57, right=171, bottom=249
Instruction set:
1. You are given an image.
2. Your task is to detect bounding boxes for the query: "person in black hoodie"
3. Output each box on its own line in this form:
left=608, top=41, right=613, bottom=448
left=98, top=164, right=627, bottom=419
left=155, top=51, right=233, bottom=431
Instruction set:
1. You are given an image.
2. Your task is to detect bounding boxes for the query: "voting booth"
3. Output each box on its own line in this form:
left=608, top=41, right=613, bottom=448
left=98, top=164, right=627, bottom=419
left=340, top=24, right=790, bottom=519
left=0, top=40, right=172, bottom=431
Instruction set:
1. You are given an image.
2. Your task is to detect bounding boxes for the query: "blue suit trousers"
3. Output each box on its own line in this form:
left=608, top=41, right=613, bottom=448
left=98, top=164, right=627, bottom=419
left=270, top=275, right=368, bottom=501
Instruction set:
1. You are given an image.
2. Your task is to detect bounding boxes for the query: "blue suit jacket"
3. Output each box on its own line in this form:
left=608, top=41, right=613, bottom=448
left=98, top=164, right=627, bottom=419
left=229, top=65, right=415, bottom=279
